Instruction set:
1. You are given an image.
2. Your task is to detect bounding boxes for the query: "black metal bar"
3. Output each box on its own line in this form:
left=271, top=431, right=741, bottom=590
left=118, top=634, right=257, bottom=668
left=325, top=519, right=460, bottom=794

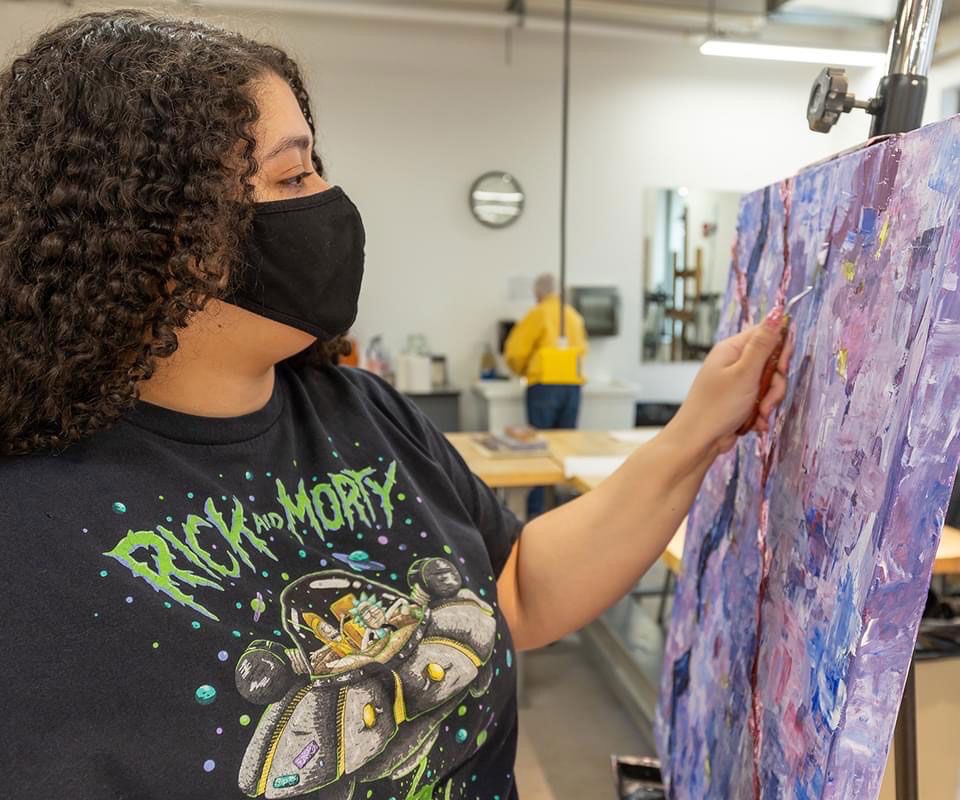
left=559, top=0, right=571, bottom=338
left=894, top=660, right=919, bottom=800
left=657, top=570, right=675, bottom=627
left=870, top=75, right=929, bottom=136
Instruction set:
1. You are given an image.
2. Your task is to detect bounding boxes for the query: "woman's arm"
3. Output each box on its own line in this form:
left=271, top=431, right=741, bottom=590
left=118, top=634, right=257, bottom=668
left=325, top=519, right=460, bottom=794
left=497, top=316, right=790, bottom=651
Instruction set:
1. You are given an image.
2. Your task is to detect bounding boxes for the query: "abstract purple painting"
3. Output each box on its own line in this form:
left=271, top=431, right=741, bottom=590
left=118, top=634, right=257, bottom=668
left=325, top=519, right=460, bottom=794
left=655, top=117, right=960, bottom=800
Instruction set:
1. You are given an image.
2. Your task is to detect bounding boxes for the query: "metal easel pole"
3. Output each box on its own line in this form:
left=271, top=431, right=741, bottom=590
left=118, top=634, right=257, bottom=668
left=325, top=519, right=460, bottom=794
left=894, top=661, right=919, bottom=800
left=807, top=0, right=942, bottom=135
left=871, top=0, right=944, bottom=136
left=558, top=0, right=571, bottom=340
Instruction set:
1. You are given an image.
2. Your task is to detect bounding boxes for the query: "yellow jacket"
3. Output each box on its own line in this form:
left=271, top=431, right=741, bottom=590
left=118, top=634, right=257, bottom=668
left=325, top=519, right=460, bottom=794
left=504, top=295, right=587, bottom=385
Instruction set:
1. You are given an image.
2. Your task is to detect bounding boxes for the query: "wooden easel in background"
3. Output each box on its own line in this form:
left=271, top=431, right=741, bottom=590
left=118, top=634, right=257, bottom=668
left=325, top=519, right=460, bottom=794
left=665, top=205, right=704, bottom=361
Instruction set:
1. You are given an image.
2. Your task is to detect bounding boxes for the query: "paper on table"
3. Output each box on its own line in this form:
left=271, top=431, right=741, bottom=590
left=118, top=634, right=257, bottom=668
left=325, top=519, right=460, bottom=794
left=608, top=428, right=661, bottom=445
left=562, top=455, right=627, bottom=479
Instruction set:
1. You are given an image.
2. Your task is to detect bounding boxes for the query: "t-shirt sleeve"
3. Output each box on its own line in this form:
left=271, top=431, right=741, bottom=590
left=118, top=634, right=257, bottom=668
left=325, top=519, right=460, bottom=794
left=420, top=427, right=523, bottom=578
left=343, top=368, right=523, bottom=577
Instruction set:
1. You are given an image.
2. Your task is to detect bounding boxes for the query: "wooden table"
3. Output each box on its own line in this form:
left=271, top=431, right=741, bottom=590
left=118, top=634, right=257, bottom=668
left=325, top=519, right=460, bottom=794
left=538, top=429, right=646, bottom=462
left=445, top=433, right=563, bottom=489
left=933, top=526, right=960, bottom=575
left=445, top=430, right=650, bottom=489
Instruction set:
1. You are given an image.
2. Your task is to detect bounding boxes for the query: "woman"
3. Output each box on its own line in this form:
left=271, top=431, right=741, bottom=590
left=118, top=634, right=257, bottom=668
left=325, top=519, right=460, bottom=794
left=0, top=11, right=788, bottom=800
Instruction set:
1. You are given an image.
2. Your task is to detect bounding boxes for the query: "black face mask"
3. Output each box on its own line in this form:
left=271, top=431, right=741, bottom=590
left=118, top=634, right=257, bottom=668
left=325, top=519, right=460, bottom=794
left=231, top=186, right=365, bottom=340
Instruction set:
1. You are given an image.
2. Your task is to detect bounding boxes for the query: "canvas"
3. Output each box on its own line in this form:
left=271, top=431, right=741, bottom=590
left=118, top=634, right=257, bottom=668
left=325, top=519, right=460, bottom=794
left=655, top=117, right=960, bottom=800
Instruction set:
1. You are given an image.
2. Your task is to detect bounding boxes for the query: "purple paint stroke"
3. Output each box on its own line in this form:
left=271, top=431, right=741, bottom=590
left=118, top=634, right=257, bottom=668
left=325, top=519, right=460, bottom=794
left=656, top=118, right=960, bottom=800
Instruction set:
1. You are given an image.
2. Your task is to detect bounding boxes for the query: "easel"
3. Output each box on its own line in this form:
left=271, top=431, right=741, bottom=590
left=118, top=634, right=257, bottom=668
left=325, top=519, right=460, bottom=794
left=807, top=2, right=946, bottom=798
left=665, top=205, right=705, bottom=361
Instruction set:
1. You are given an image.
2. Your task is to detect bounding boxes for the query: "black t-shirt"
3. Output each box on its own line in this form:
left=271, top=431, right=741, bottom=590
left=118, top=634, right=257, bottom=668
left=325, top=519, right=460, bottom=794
left=0, top=364, right=521, bottom=800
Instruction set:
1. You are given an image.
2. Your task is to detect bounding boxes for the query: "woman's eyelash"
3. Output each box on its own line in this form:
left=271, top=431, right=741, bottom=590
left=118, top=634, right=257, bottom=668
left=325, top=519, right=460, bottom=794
left=282, top=171, right=313, bottom=187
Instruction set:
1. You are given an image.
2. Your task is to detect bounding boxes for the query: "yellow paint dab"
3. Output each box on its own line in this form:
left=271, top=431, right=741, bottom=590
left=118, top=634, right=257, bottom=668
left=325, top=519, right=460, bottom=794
left=876, top=215, right=891, bottom=255
left=837, top=348, right=848, bottom=378
left=843, top=260, right=856, bottom=282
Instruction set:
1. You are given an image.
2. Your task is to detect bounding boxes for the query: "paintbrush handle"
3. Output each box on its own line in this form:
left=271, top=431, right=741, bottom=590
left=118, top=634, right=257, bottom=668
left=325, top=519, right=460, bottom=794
left=736, top=319, right=788, bottom=436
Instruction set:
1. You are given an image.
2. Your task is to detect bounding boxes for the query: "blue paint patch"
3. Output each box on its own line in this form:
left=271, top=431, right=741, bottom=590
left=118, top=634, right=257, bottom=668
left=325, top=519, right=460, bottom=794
left=667, top=648, right=692, bottom=764
left=807, top=568, right=859, bottom=733
left=696, top=455, right=740, bottom=621
left=928, top=129, right=960, bottom=193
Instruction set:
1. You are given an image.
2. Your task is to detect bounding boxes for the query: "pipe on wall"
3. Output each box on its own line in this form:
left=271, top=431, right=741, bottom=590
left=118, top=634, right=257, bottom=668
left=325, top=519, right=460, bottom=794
left=193, top=0, right=758, bottom=43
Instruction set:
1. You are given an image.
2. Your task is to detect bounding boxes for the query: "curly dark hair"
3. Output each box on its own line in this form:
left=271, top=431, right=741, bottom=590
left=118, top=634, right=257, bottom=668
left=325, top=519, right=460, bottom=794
left=0, top=9, right=349, bottom=455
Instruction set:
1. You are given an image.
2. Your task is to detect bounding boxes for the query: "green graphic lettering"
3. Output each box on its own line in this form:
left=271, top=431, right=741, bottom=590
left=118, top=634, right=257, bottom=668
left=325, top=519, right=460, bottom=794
left=183, top=513, right=241, bottom=578
left=364, top=460, right=398, bottom=527
left=156, top=524, right=219, bottom=581
left=344, top=467, right=377, bottom=521
left=276, top=478, right=320, bottom=544
left=329, top=473, right=370, bottom=529
left=102, top=459, right=406, bottom=618
left=310, top=482, right=343, bottom=531
left=104, top=529, right=221, bottom=620
left=205, top=497, right=277, bottom=569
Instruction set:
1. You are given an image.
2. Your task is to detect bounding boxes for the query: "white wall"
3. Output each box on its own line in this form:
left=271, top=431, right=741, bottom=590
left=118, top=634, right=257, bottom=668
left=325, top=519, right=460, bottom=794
left=927, top=55, right=960, bottom=123
left=0, top=2, right=884, bottom=423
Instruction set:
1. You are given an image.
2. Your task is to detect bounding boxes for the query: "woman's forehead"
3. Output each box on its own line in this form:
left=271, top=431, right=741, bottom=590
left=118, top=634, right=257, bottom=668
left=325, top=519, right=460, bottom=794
left=252, top=72, right=311, bottom=157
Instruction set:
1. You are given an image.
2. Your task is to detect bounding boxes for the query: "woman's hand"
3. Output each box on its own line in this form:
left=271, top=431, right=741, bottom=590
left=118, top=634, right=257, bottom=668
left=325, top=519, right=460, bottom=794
left=500, top=310, right=793, bottom=650
left=668, top=311, right=793, bottom=458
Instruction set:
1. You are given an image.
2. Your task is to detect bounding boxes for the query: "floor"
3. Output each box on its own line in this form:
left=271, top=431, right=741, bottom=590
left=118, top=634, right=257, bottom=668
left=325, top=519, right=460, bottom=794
left=514, top=636, right=656, bottom=800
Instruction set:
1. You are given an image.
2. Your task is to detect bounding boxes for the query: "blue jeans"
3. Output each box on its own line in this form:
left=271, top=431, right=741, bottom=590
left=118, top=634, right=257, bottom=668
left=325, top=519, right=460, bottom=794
left=526, top=383, right=581, bottom=519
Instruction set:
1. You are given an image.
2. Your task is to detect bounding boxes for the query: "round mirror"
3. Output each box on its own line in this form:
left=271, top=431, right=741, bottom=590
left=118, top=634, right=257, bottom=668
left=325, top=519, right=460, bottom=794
left=469, top=171, right=524, bottom=228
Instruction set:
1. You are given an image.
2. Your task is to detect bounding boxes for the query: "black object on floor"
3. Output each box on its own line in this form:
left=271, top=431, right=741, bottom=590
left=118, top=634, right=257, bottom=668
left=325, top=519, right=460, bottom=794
left=611, top=755, right=665, bottom=799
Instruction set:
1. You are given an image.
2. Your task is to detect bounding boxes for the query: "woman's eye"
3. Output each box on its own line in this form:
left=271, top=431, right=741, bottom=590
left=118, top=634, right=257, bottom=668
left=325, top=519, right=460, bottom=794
left=282, top=171, right=313, bottom=188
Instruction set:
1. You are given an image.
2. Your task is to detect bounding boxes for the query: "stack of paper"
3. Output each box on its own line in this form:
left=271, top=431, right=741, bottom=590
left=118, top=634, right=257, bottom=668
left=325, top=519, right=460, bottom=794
left=562, top=455, right=627, bottom=480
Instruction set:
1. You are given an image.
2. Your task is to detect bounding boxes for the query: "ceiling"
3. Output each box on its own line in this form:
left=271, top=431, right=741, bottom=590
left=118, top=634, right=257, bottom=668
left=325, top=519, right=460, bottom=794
left=397, top=0, right=960, bottom=26
left=338, top=0, right=960, bottom=55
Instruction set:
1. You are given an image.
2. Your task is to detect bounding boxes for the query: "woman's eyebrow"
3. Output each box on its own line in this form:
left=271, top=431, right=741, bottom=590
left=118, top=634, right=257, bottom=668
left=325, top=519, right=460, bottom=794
left=262, top=134, right=312, bottom=163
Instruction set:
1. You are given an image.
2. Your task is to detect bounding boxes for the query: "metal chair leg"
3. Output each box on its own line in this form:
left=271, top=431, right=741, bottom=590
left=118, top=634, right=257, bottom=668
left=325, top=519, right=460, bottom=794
left=657, top=570, right=675, bottom=628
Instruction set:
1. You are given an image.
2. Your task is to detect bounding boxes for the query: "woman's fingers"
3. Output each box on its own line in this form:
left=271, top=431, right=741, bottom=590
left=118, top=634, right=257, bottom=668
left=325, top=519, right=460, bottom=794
left=758, top=371, right=787, bottom=418
left=778, top=336, right=794, bottom=372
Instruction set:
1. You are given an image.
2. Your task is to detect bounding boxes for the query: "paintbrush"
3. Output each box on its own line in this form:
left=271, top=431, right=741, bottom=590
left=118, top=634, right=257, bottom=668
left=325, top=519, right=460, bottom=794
left=736, top=285, right=814, bottom=436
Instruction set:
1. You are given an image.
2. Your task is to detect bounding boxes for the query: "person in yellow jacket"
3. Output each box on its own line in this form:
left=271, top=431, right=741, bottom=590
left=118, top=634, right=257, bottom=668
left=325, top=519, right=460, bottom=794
left=504, top=273, right=588, bottom=518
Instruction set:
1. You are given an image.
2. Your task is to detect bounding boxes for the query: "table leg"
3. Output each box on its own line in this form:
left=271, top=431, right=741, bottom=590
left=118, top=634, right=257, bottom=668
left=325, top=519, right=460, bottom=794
left=544, top=484, right=558, bottom=511
left=657, top=570, right=675, bottom=628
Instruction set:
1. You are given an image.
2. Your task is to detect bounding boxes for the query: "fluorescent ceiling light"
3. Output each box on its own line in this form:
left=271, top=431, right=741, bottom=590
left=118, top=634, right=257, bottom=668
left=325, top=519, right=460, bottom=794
left=700, top=39, right=887, bottom=67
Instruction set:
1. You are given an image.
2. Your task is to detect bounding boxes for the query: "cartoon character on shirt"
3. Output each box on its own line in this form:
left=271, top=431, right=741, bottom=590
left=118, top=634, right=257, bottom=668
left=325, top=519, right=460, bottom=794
left=234, top=557, right=497, bottom=799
